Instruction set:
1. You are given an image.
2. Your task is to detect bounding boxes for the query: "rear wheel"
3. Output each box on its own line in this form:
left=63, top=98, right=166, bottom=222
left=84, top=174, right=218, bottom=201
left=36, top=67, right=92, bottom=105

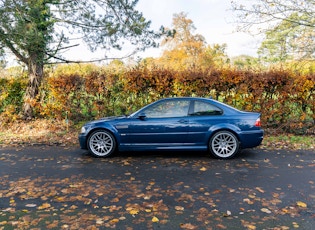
left=87, top=130, right=116, bottom=157
left=209, top=131, right=239, bottom=159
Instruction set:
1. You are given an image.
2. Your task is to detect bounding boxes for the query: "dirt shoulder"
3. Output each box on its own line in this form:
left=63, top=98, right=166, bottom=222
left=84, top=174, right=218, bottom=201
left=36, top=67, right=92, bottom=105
left=0, top=119, right=78, bottom=147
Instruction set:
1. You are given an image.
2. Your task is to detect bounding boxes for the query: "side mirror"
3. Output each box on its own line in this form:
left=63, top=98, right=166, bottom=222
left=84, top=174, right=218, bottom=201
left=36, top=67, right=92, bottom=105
left=138, top=113, right=147, bottom=120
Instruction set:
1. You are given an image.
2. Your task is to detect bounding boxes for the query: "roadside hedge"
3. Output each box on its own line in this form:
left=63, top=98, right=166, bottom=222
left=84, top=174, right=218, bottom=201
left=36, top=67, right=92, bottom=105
left=0, top=64, right=314, bottom=134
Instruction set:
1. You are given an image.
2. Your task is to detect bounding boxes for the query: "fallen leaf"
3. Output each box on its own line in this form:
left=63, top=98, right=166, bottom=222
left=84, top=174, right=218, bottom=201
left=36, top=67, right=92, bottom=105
left=293, top=222, right=299, bottom=228
left=256, top=187, right=265, bottom=193
left=247, top=224, right=256, bottom=230
left=243, top=198, right=254, bottom=204
left=200, top=167, right=207, bottom=171
left=111, top=197, right=119, bottom=202
left=46, top=221, right=59, bottom=229
left=216, top=224, right=227, bottom=229
left=152, top=216, right=159, bottom=222
left=96, top=219, right=104, bottom=225
left=261, top=208, right=271, bottom=214
left=25, top=204, right=37, bottom=208
left=175, top=206, right=185, bottom=211
left=180, top=223, right=197, bottom=229
left=38, top=203, right=51, bottom=210
left=223, top=210, right=231, bottom=217
left=110, top=219, right=119, bottom=224
left=296, top=201, right=307, bottom=208
left=62, top=224, right=69, bottom=229
left=129, top=209, right=139, bottom=215
left=69, top=184, right=78, bottom=188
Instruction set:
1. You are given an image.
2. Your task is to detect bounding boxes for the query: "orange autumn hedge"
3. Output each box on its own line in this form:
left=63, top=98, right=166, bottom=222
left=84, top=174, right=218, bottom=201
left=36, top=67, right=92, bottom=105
left=1, top=64, right=314, bottom=134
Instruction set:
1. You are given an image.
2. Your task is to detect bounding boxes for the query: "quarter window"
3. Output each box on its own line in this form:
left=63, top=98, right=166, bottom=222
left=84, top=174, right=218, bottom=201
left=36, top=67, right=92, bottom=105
left=190, top=101, right=223, bottom=116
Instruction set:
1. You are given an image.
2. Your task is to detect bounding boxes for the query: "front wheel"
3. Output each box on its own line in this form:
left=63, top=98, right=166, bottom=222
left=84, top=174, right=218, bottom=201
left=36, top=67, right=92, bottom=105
left=87, top=130, right=116, bottom=157
left=209, top=131, right=239, bottom=159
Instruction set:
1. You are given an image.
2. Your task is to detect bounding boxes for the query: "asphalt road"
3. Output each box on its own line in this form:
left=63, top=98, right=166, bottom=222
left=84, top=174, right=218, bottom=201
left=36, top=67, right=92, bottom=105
left=0, top=146, right=314, bottom=229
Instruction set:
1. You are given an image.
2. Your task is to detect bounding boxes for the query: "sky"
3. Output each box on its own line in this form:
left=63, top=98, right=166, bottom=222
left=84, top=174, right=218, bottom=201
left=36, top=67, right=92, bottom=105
left=6, top=0, right=261, bottom=66
left=62, top=0, right=262, bottom=62
left=135, top=0, right=261, bottom=58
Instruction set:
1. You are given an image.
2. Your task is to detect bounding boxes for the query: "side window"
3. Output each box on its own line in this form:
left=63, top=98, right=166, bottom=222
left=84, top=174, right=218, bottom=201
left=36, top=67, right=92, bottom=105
left=144, top=100, right=190, bottom=118
left=190, top=101, right=223, bottom=116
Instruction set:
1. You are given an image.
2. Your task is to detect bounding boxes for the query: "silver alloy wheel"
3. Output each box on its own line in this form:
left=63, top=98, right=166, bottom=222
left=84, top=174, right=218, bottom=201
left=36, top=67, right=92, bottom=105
left=210, top=131, right=239, bottom=159
left=88, top=130, right=116, bottom=157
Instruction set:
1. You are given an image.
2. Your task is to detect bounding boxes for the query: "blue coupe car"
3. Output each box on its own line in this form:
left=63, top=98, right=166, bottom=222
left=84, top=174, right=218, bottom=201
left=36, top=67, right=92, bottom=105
left=79, top=97, right=263, bottom=159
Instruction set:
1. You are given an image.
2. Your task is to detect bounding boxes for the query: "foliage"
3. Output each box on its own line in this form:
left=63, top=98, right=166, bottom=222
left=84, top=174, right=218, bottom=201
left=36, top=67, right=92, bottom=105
left=0, top=0, right=161, bottom=65
left=1, top=64, right=314, bottom=134
left=231, top=55, right=260, bottom=70
left=258, top=13, right=315, bottom=64
left=0, top=75, right=27, bottom=123
left=232, top=0, right=315, bottom=64
left=157, top=12, right=229, bottom=70
left=0, top=0, right=163, bottom=119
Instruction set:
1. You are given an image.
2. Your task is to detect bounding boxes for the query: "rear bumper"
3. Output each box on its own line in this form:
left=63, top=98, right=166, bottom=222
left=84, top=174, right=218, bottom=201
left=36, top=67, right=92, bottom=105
left=239, top=130, right=264, bottom=149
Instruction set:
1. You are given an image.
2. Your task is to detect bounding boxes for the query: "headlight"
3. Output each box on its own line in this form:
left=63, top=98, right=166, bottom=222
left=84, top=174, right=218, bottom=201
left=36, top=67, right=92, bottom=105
left=80, top=126, right=87, bottom=134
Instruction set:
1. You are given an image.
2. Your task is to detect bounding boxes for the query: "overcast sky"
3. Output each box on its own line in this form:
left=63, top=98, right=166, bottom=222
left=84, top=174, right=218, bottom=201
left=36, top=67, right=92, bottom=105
left=62, top=0, right=262, bottom=62
left=135, top=0, right=261, bottom=58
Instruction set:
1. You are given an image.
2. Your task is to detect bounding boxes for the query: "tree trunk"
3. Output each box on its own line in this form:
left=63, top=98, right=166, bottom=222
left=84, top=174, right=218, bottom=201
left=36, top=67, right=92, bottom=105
left=23, top=58, right=44, bottom=120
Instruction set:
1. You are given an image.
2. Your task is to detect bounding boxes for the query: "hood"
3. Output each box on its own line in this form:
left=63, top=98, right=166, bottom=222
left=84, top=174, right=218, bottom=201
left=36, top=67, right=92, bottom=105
left=85, top=115, right=127, bottom=125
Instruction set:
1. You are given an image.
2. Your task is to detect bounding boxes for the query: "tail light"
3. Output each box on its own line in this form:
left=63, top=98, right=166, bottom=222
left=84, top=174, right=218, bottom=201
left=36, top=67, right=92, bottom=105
left=255, top=118, right=261, bottom=127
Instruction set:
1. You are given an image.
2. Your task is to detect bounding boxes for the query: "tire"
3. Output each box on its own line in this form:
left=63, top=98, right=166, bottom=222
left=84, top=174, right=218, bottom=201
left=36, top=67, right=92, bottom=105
left=209, top=131, right=239, bottom=159
left=87, top=130, right=116, bottom=157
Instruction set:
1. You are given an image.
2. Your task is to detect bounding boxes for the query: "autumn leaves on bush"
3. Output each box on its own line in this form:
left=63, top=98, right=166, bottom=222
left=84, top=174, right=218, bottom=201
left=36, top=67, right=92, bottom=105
left=0, top=64, right=314, bottom=134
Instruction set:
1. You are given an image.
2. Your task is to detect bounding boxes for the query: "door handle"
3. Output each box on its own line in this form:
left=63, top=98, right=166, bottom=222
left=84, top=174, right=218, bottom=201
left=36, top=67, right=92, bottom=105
left=178, top=119, right=189, bottom=124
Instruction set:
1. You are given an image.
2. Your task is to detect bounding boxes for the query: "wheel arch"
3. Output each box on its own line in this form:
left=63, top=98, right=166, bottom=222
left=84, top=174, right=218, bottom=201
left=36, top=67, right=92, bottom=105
left=208, top=124, right=241, bottom=144
left=86, top=127, right=118, bottom=148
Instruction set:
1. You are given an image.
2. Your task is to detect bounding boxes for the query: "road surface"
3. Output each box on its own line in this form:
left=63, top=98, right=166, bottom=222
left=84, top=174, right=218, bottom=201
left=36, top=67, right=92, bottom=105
left=0, top=146, right=314, bottom=229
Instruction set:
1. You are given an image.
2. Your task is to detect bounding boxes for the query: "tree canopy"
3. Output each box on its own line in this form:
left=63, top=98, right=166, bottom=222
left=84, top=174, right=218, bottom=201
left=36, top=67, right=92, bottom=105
left=257, top=13, right=315, bottom=63
left=0, top=0, right=163, bottom=119
left=158, top=12, right=228, bottom=70
left=0, top=0, right=162, bottom=65
left=232, top=0, right=315, bottom=63
left=232, top=0, right=315, bottom=32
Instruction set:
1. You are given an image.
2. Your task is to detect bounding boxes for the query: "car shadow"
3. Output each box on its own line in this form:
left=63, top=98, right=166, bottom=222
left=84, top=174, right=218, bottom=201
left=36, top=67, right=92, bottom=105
left=80, top=149, right=257, bottom=160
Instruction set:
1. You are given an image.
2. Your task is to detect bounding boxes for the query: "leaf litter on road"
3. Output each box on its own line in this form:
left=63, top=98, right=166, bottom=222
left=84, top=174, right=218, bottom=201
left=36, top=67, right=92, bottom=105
left=0, top=148, right=314, bottom=229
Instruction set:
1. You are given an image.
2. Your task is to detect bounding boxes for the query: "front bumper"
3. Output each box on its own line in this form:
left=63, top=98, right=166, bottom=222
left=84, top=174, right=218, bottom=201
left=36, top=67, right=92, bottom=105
left=78, top=133, right=88, bottom=149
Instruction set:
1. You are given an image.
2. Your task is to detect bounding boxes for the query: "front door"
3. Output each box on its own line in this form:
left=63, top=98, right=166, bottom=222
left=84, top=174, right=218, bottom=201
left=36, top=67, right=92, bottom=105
left=127, top=99, right=191, bottom=148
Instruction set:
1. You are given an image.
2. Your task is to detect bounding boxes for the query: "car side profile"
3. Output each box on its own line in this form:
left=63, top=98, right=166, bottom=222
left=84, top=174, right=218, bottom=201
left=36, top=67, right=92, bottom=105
left=79, top=97, right=264, bottom=159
